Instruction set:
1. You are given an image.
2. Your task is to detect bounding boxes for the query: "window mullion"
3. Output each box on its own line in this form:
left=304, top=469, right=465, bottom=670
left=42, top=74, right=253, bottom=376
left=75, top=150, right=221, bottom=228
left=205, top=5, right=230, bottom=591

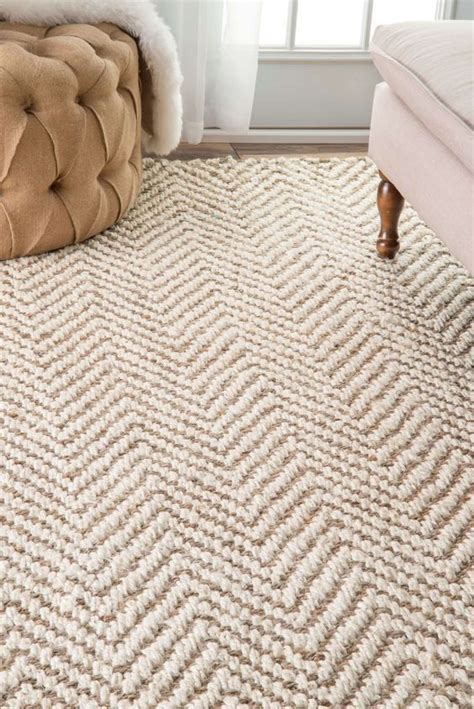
left=436, top=0, right=455, bottom=19
left=287, top=0, right=299, bottom=50
left=361, top=0, right=374, bottom=50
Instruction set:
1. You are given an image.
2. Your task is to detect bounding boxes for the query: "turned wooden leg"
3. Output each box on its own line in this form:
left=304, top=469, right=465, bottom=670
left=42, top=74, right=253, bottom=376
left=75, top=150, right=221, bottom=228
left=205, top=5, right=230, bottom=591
left=376, top=171, right=404, bottom=259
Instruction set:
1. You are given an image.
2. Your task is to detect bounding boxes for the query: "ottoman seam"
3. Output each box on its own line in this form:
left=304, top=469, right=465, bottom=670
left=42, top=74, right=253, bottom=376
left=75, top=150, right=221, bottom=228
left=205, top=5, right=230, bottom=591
left=0, top=202, right=15, bottom=259
left=100, top=176, right=124, bottom=222
left=57, top=32, right=109, bottom=56
left=117, top=40, right=133, bottom=77
left=82, top=60, right=108, bottom=98
left=52, top=189, right=77, bottom=244
left=29, top=113, right=60, bottom=180
left=87, top=103, right=111, bottom=162
left=0, top=64, right=24, bottom=95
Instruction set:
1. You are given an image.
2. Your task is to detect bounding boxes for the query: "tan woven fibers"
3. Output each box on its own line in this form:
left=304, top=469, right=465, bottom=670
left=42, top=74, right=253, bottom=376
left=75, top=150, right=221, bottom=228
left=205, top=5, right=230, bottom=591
left=1, top=158, right=473, bottom=707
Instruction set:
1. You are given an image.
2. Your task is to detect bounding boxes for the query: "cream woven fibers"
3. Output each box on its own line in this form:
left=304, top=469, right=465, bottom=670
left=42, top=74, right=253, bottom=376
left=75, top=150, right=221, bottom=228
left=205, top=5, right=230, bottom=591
left=1, top=157, right=473, bottom=707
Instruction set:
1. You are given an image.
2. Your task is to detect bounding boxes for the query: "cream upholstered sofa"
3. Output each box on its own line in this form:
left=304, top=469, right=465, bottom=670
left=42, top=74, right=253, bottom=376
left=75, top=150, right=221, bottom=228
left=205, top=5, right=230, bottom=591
left=369, top=21, right=473, bottom=275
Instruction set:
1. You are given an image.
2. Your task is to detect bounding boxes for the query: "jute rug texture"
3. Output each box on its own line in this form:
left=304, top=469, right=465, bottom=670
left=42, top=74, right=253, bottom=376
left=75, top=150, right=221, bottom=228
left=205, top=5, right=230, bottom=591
left=1, top=158, right=472, bottom=707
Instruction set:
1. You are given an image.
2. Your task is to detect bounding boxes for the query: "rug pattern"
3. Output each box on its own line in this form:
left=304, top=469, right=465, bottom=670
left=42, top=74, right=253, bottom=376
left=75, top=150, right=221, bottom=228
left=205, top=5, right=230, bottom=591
left=1, top=158, right=473, bottom=707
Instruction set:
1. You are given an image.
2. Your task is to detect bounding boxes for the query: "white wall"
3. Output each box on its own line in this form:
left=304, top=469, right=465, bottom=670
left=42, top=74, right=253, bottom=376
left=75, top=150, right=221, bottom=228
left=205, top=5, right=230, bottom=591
left=250, top=58, right=380, bottom=129
left=455, top=1, right=474, bottom=20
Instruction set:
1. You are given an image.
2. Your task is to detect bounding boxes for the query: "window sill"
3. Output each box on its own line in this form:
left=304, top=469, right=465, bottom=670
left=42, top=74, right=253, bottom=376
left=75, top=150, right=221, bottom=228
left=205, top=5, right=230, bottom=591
left=259, top=49, right=373, bottom=63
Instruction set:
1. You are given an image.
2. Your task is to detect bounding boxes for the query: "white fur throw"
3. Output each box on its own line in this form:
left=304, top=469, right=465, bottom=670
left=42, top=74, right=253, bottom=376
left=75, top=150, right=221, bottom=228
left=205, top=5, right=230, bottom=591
left=0, top=0, right=183, bottom=155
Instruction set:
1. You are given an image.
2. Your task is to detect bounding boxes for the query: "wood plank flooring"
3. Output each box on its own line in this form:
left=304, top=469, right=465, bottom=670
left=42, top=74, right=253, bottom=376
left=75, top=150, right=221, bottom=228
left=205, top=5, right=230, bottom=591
left=167, top=142, right=368, bottom=161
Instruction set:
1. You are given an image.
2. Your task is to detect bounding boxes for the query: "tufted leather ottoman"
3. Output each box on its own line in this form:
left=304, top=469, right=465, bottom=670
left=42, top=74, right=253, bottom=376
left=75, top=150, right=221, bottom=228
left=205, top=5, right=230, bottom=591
left=0, top=22, right=142, bottom=259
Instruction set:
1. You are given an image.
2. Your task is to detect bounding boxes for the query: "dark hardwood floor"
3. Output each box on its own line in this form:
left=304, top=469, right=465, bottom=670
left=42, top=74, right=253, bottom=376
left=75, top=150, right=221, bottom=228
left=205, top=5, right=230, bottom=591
left=167, top=142, right=368, bottom=161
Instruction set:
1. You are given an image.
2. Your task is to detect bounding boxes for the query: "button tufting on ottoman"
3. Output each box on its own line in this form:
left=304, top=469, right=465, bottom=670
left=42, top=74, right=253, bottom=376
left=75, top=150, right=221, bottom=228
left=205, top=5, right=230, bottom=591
left=0, top=22, right=143, bottom=259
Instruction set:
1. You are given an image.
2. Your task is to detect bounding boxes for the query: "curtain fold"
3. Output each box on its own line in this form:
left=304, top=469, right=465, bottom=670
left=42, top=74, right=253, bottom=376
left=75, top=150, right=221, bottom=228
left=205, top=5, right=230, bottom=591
left=158, top=0, right=262, bottom=144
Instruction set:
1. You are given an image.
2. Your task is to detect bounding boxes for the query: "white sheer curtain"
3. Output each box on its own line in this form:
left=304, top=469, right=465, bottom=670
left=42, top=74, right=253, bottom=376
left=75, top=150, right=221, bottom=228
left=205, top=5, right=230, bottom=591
left=157, top=0, right=262, bottom=143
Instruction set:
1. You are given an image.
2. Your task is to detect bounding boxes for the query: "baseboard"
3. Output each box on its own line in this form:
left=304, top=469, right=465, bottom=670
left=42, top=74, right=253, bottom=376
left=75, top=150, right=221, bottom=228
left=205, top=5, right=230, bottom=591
left=201, top=128, right=369, bottom=144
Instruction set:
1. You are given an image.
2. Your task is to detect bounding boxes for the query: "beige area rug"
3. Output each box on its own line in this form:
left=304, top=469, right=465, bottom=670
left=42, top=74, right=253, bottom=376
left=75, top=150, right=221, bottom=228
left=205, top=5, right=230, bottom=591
left=1, top=158, right=473, bottom=707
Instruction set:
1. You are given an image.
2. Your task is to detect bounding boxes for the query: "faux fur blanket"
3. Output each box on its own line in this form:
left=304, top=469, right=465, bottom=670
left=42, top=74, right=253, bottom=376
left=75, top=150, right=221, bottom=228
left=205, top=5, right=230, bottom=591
left=0, top=0, right=183, bottom=155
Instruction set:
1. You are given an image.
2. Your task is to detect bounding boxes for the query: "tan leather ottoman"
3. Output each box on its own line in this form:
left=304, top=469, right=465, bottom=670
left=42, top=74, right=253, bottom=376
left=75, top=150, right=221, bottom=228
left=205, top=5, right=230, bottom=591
left=0, top=22, right=142, bottom=259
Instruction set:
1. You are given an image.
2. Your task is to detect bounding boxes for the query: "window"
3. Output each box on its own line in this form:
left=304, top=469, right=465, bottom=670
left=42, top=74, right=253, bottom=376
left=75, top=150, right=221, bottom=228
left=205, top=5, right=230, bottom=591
left=259, top=0, right=450, bottom=51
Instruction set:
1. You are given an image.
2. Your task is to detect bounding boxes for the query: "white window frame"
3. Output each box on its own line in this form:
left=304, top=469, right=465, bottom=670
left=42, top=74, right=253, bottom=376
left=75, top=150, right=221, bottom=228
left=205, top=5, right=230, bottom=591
left=259, top=0, right=456, bottom=62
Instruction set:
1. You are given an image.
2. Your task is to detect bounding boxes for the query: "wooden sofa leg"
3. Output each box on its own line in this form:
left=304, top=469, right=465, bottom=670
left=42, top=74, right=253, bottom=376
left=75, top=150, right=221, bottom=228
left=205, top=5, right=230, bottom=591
left=376, top=171, right=404, bottom=259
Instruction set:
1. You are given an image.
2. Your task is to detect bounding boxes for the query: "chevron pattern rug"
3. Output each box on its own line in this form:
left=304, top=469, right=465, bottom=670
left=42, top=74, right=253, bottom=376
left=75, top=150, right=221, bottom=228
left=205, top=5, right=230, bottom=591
left=1, top=157, right=472, bottom=707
